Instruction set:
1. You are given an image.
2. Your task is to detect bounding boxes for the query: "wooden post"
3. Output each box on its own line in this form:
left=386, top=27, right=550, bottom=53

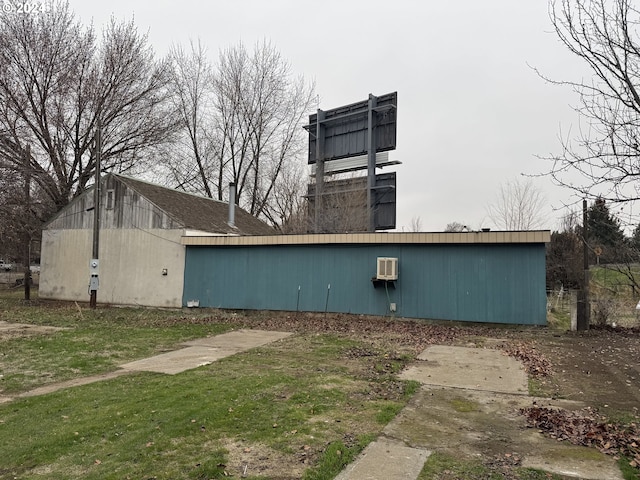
left=577, top=198, right=590, bottom=331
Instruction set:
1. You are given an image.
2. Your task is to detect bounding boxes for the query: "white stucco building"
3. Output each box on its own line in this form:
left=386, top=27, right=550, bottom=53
left=39, top=174, right=273, bottom=307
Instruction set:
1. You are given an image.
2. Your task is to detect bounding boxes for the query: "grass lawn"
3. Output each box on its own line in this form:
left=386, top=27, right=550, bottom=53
left=0, top=290, right=417, bottom=479
left=2, top=289, right=637, bottom=480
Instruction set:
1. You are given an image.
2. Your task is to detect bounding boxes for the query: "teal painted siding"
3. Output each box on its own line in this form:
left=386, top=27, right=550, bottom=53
left=183, top=243, right=547, bottom=325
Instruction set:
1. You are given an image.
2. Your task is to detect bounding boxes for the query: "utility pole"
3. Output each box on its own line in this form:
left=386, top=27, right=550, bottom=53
left=577, top=198, right=590, bottom=331
left=89, top=120, right=102, bottom=309
left=23, top=145, right=31, bottom=301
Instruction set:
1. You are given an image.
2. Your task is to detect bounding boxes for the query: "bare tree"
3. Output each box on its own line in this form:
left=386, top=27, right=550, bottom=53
left=164, top=39, right=316, bottom=228
left=559, top=208, right=581, bottom=232
left=166, top=40, right=219, bottom=197
left=543, top=0, right=640, bottom=211
left=303, top=175, right=368, bottom=233
left=0, top=2, right=177, bottom=213
left=409, top=216, right=423, bottom=232
left=0, top=165, right=26, bottom=262
left=0, top=157, right=50, bottom=270
left=486, top=178, right=547, bottom=230
left=268, top=160, right=308, bottom=232
left=278, top=201, right=311, bottom=234
left=444, top=222, right=467, bottom=232
left=211, top=40, right=316, bottom=222
left=318, top=186, right=369, bottom=233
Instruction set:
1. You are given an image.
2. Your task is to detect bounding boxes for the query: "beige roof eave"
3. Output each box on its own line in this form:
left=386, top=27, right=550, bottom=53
left=181, top=231, right=551, bottom=246
left=183, top=229, right=240, bottom=237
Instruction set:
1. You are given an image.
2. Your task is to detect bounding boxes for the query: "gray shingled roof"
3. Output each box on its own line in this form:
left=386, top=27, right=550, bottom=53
left=114, top=175, right=275, bottom=236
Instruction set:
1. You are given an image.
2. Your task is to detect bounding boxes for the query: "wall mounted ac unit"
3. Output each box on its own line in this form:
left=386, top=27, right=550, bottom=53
left=376, top=257, right=398, bottom=280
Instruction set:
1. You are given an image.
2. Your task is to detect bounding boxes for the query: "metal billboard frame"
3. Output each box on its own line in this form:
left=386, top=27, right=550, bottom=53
left=304, top=92, right=398, bottom=232
left=305, top=92, right=397, bottom=164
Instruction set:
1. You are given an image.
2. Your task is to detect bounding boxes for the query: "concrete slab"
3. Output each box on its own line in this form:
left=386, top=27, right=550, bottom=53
left=523, top=450, right=625, bottom=480
left=119, top=346, right=231, bottom=375
left=120, top=329, right=292, bottom=374
left=384, top=386, right=623, bottom=480
left=333, top=438, right=431, bottom=480
left=17, top=371, right=130, bottom=398
left=0, top=320, right=19, bottom=331
left=182, top=329, right=292, bottom=349
left=338, top=344, right=623, bottom=480
left=399, top=345, right=528, bottom=394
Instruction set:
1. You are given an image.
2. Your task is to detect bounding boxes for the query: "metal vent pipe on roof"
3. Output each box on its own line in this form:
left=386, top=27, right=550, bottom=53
left=228, top=182, right=236, bottom=227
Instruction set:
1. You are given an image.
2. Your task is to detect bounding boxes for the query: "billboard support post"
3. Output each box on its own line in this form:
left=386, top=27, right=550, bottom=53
left=367, top=94, right=377, bottom=232
left=314, top=109, right=325, bottom=233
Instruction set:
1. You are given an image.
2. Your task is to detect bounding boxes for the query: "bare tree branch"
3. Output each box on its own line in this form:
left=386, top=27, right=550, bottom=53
left=212, top=40, right=316, bottom=222
left=542, top=0, right=640, bottom=215
left=0, top=1, right=178, bottom=211
left=166, top=40, right=219, bottom=198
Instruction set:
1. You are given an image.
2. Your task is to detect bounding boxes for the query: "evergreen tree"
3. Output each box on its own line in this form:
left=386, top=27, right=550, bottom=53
left=586, top=197, right=626, bottom=263
left=546, top=229, right=583, bottom=289
left=631, top=224, right=640, bottom=252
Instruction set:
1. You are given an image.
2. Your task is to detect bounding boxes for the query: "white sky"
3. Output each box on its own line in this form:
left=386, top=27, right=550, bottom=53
left=68, top=0, right=596, bottom=232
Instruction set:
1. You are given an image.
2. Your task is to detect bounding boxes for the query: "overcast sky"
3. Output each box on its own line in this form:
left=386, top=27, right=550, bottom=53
left=68, top=0, right=595, bottom=232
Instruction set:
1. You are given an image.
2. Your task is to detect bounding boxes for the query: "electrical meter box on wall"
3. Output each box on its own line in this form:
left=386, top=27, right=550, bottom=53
left=89, top=259, right=99, bottom=273
left=376, top=257, right=398, bottom=280
left=89, top=259, right=99, bottom=291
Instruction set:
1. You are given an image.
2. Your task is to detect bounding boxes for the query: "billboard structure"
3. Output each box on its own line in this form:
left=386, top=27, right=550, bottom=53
left=304, top=92, right=399, bottom=232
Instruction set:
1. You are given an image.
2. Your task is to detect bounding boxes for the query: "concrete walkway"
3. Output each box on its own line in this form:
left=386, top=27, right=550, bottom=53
left=335, top=345, right=624, bottom=480
left=1, top=329, right=292, bottom=402
left=334, top=438, right=430, bottom=480
left=402, top=344, right=529, bottom=394
left=120, top=329, right=293, bottom=374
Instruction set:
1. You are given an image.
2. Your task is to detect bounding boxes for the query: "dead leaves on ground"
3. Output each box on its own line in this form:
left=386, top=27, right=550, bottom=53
left=521, top=405, right=640, bottom=468
left=227, top=313, right=555, bottom=378
left=228, top=313, right=471, bottom=353
left=498, top=341, right=553, bottom=377
left=173, top=311, right=558, bottom=381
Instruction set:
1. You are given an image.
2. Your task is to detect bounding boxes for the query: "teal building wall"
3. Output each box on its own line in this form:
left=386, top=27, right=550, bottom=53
left=183, top=243, right=547, bottom=325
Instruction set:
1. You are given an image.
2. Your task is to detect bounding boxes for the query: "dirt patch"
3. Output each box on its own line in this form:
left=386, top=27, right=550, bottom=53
left=162, top=311, right=498, bottom=353
left=0, top=321, right=65, bottom=340
left=532, top=328, right=640, bottom=414
left=221, top=438, right=308, bottom=479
